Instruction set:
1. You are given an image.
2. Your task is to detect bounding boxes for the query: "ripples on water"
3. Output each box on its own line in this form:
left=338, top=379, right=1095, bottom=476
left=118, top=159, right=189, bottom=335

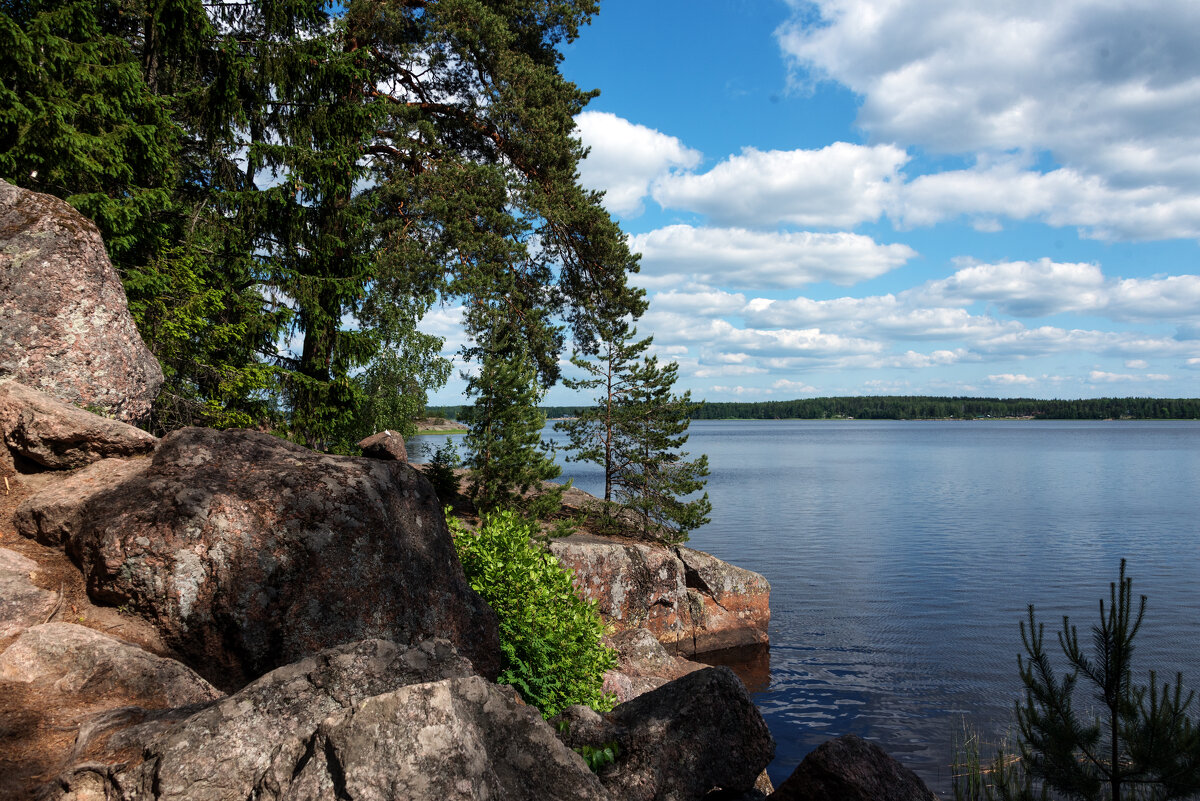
left=413, top=420, right=1200, bottom=796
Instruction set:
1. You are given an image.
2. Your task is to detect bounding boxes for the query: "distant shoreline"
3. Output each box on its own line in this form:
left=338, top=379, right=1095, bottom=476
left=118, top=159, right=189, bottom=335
left=426, top=395, right=1200, bottom=423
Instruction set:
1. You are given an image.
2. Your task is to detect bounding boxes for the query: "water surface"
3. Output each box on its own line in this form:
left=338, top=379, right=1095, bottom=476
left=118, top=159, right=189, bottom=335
left=414, top=420, right=1200, bottom=794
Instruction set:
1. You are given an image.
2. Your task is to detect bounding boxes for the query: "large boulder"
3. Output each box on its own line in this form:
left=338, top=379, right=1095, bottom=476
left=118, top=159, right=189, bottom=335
left=0, top=380, right=157, bottom=471
left=0, top=548, right=58, bottom=642
left=0, top=180, right=163, bottom=424
left=550, top=535, right=770, bottom=656
left=677, top=545, right=771, bottom=653
left=555, top=666, right=775, bottom=801
left=48, top=638, right=609, bottom=801
left=14, top=427, right=501, bottom=687
left=275, top=677, right=608, bottom=801
left=0, top=623, right=222, bottom=800
left=767, top=734, right=939, bottom=801
left=602, top=627, right=705, bottom=704
left=0, top=623, right=220, bottom=708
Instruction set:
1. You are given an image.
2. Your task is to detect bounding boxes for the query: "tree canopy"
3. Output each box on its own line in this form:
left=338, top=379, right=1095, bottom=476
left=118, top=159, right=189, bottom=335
left=0, top=0, right=644, bottom=449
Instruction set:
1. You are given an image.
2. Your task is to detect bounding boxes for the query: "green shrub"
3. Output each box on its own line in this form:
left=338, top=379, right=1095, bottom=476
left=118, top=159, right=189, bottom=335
left=449, top=509, right=616, bottom=717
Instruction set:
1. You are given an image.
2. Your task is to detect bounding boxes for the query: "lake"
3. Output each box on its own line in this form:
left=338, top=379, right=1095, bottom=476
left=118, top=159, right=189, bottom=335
left=411, top=419, right=1200, bottom=795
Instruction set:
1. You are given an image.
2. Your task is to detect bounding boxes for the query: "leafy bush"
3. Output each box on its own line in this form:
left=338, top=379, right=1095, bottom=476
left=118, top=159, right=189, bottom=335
left=449, top=510, right=616, bottom=717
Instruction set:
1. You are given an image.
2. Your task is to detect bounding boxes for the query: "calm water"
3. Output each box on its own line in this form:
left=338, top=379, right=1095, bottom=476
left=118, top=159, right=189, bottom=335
left=412, top=420, right=1200, bottom=795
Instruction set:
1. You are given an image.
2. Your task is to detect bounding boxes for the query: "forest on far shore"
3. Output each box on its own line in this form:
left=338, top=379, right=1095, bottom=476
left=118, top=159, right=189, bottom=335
left=429, top=396, right=1200, bottom=422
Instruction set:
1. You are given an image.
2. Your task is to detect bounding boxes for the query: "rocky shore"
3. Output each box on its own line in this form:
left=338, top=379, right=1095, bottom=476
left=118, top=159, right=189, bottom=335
left=0, top=179, right=940, bottom=800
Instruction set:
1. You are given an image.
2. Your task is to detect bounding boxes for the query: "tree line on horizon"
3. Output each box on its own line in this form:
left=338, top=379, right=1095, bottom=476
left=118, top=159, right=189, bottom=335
left=431, top=395, right=1200, bottom=421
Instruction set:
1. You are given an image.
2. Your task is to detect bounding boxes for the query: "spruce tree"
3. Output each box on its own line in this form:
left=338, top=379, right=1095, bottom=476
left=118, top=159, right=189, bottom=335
left=1011, top=560, right=1200, bottom=801
left=462, top=314, right=562, bottom=516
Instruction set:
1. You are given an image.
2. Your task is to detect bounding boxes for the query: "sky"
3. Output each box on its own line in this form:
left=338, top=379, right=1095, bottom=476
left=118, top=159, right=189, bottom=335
left=429, top=0, right=1200, bottom=405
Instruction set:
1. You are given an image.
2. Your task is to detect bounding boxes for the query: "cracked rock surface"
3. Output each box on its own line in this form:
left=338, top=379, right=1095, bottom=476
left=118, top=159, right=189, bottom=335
left=549, top=535, right=770, bottom=656
left=14, top=427, right=501, bottom=688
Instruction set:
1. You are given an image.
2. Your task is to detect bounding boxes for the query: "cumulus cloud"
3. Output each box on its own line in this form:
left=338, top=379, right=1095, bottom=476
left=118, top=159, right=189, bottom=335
left=630, top=225, right=915, bottom=288
left=650, top=143, right=907, bottom=228
left=898, top=163, right=1200, bottom=240
left=920, top=258, right=1106, bottom=316
left=574, top=111, right=701, bottom=216
left=1089, top=370, right=1171, bottom=383
left=989, top=373, right=1036, bottom=386
left=772, top=378, right=819, bottom=393
left=916, top=259, right=1200, bottom=321
left=778, top=0, right=1200, bottom=189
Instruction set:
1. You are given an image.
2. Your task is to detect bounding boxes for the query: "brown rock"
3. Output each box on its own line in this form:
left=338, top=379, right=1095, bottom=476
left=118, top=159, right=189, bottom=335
left=677, top=545, right=771, bottom=653
left=550, top=534, right=692, bottom=646
left=768, top=734, right=939, bottom=801
left=282, top=677, right=609, bottom=801
left=0, top=548, right=57, bottom=642
left=357, top=428, right=408, bottom=461
left=0, top=180, right=163, bottom=424
left=47, top=639, right=554, bottom=801
left=555, top=666, right=775, bottom=801
left=0, top=380, right=157, bottom=470
left=550, top=534, right=770, bottom=657
left=603, top=627, right=705, bottom=704
left=0, top=623, right=221, bottom=708
left=14, top=458, right=148, bottom=547
left=14, top=427, right=500, bottom=687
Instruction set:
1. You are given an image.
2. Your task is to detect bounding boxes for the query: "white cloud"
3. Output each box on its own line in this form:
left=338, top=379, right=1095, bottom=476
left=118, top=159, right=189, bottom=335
left=772, top=378, right=819, bottom=393
left=988, top=373, right=1036, bottom=386
left=778, top=0, right=1200, bottom=189
left=574, top=111, right=701, bottom=216
left=917, top=259, right=1200, bottom=321
left=650, top=143, right=907, bottom=228
left=630, top=225, right=915, bottom=288
left=898, top=163, right=1200, bottom=241
left=1125, top=360, right=1149, bottom=369
left=920, top=258, right=1106, bottom=316
left=1089, top=370, right=1171, bottom=383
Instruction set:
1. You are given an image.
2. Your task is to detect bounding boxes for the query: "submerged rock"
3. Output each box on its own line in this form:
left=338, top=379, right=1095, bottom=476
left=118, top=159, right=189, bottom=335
left=767, top=733, right=939, bottom=801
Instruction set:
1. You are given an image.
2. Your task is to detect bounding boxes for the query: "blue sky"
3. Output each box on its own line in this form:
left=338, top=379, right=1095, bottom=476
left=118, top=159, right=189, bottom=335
left=430, top=0, right=1200, bottom=404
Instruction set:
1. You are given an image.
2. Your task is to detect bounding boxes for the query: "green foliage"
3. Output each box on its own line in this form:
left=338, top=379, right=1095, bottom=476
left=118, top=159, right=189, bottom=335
left=558, top=318, right=652, bottom=503
left=576, top=742, right=620, bottom=773
left=3, top=0, right=644, bottom=447
left=0, top=0, right=181, bottom=272
left=449, top=509, right=615, bottom=718
left=955, top=561, right=1200, bottom=801
left=425, top=438, right=461, bottom=503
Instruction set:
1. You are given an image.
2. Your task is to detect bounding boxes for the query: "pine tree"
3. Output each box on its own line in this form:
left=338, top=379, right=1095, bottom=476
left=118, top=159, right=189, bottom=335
left=557, top=317, right=652, bottom=504
left=613, top=355, right=711, bottom=543
left=562, top=320, right=710, bottom=543
left=0, top=0, right=180, bottom=271
left=1, top=0, right=289, bottom=432
left=199, top=0, right=643, bottom=447
left=1012, top=560, right=1200, bottom=801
